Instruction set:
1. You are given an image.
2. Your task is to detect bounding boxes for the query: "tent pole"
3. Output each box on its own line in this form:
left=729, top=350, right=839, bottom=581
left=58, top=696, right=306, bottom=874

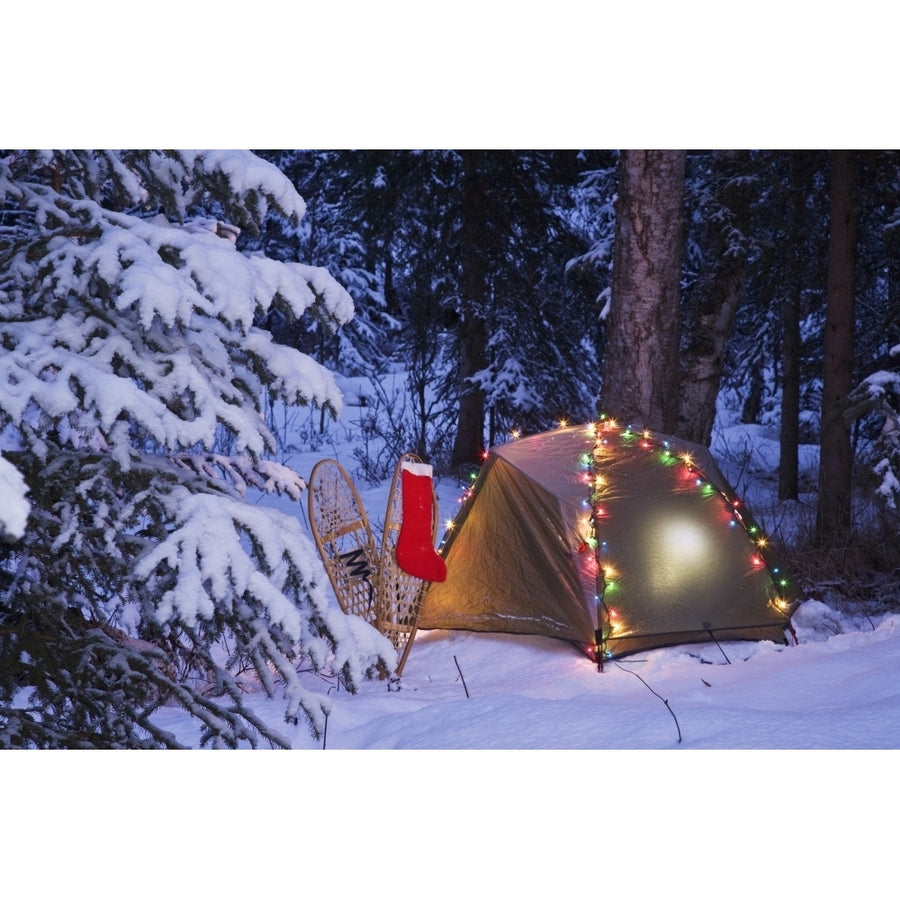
left=595, top=596, right=605, bottom=673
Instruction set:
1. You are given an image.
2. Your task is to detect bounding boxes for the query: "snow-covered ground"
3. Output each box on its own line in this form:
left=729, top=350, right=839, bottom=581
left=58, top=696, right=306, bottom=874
left=149, top=594, right=900, bottom=750
left=144, top=388, right=900, bottom=752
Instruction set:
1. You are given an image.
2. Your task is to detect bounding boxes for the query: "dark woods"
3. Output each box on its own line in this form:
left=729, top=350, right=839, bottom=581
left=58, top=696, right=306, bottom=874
left=250, top=150, right=900, bottom=549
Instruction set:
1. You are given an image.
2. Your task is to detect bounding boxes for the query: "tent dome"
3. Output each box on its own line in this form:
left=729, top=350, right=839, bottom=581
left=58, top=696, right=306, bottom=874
left=420, top=421, right=801, bottom=663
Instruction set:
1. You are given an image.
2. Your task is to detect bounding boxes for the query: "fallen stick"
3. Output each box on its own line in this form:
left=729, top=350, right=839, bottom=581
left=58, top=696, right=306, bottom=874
left=453, top=655, right=470, bottom=698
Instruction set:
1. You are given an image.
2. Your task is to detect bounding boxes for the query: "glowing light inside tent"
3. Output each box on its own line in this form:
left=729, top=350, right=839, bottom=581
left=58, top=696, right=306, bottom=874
left=644, top=516, right=716, bottom=595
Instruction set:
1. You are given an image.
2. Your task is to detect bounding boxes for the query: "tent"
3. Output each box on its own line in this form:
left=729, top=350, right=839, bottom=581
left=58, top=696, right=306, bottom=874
left=419, top=421, right=801, bottom=664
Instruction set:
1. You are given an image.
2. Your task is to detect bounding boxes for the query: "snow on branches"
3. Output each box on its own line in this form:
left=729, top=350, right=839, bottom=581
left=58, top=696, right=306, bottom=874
left=0, top=151, right=352, bottom=464
left=0, top=452, right=29, bottom=541
left=0, top=150, right=391, bottom=748
left=849, top=344, right=900, bottom=510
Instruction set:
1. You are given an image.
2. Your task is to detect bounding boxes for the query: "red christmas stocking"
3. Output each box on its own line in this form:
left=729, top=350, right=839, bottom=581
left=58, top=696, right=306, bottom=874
left=396, top=461, right=447, bottom=583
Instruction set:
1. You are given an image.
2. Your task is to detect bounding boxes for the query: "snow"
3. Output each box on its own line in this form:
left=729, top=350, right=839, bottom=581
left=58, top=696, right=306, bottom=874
left=197, top=149, right=308, bottom=223
left=0, top=452, right=29, bottom=539
left=125, top=406, right=900, bottom=751
left=145, top=597, right=900, bottom=751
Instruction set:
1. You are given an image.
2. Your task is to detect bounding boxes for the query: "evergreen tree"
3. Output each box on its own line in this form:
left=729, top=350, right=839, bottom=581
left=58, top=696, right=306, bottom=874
left=816, top=150, right=859, bottom=547
left=714, top=151, right=829, bottom=452
left=0, top=150, right=392, bottom=748
left=243, top=150, right=396, bottom=377
left=257, top=151, right=605, bottom=467
left=841, top=151, right=900, bottom=512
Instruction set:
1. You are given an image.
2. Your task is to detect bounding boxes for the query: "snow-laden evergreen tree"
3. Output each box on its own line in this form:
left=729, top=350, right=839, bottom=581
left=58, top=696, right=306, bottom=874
left=0, top=150, right=393, bottom=748
left=247, top=150, right=400, bottom=377
left=849, top=349, right=900, bottom=509
left=256, top=151, right=609, bottom=468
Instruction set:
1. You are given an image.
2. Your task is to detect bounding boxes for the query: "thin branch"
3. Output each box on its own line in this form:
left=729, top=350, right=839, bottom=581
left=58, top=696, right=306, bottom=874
left=615, top=663, right=682, bottom=744
left=453, top=655, right=470, bottom=698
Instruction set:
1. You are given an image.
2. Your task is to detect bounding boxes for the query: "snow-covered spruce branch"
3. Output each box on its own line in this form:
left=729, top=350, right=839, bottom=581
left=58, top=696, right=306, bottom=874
left=171, top=453, right=306, bottom=500
left=0, top=452, right=29, bottom=541
left=130, top=486, right=394, bottom=729
left=1, top=238, right=348, bottom=462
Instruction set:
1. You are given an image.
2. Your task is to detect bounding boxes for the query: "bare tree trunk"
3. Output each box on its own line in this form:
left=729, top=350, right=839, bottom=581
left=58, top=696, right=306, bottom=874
left=676, top=254, right=746, bottom=444
left=450, top=151, right=488, bottom=468
left=676, top=150, right=755, bottom=446
left=815, top=150, right=857, bottom=547
left=601, top=150, right=685, bottom=433
left=779, top=292, right=801, bottom=500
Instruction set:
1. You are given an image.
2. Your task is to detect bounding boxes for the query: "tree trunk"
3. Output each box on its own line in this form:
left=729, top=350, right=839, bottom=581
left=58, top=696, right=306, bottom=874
left=815, top=150, right=858, bottom=547
left=779, top=292, right=801, bottom=500
left=450, top=152, right=489, bottom=468
left=676, top=254, right=746, bottom=444
left=676, top=150, right=755, bottom=446
left=601, top=150, right=685, bottom=433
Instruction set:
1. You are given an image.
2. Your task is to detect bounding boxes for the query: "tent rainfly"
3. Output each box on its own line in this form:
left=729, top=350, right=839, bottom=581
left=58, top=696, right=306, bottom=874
left=419, top=421, right=802, bottom=665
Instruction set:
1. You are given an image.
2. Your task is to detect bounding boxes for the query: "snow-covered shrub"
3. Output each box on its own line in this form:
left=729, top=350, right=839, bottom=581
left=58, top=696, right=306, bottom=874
left=0, top=151, right=393, bottom=748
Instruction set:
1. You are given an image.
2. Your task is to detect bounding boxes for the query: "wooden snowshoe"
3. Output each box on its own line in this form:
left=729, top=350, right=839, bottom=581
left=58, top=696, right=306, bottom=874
left=307, top=459, right=379, bottom=625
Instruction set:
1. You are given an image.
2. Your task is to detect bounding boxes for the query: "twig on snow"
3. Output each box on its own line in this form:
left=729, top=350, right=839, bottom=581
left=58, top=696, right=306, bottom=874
left=615, top=663, right=682, bottom=744
left=453, top=655, right=470, bottom=698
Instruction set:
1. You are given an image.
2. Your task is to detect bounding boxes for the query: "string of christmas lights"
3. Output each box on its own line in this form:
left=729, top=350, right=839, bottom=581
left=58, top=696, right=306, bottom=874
left=439, top=417, right=797, bottom=670
left=582, top=417, right=795, bottom=667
